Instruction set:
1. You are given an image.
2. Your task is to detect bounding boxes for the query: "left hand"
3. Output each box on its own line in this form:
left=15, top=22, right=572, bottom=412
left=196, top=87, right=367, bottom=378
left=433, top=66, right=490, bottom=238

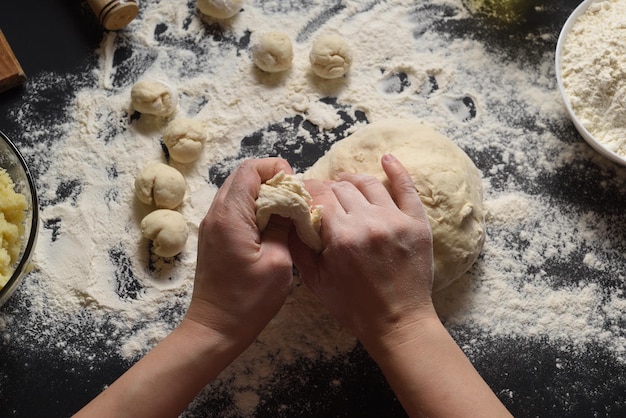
left=186, top=158, right=295, bottom=348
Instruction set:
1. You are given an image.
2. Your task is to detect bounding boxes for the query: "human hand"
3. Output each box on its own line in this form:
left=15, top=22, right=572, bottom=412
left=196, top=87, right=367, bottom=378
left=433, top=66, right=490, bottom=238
left=290, top=154, right=435, bottom=350
left=186, top=158, right=295, bottom=348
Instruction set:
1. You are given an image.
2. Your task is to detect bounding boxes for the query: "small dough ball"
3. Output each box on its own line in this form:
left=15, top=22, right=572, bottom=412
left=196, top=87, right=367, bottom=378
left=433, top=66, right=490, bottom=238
left=309, top=34, right=352, bottom=79
left=197, top=0, right=243, bottom=19
left=305, top=119, right=485, bottom=292
left=135, top=163, right=186, bottom=209
left=141, top=209, right=189, bottom=257
left=252, top=32, right=294, bottom=73
left=163, top=118, right=207, bottom=163
left=130, top=80, right=178, bottom=117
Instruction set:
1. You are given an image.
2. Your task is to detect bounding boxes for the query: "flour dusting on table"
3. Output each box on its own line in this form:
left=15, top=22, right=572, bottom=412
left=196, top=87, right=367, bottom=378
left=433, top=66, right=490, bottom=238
left=1, top=0, right=626, bottom=416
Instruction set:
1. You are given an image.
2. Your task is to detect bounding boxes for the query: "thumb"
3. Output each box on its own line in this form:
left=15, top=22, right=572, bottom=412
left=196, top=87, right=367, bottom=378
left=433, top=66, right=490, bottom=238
left=259, top=214, right=291, bottom=246
left=381, top=153, right=427, bottom=221
left=288, top=227, right=320, bottom=290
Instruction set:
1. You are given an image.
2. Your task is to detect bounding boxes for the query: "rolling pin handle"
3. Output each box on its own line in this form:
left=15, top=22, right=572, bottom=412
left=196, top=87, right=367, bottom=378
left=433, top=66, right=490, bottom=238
left=87, top=0, right=139, bottom=31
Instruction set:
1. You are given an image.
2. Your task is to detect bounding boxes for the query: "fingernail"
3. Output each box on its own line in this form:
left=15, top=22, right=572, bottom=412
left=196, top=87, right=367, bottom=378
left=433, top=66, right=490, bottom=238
left=382, top=153, right=397, bottom=163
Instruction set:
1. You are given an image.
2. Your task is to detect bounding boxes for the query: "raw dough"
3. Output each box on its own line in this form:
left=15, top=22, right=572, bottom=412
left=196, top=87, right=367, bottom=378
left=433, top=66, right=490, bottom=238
left=140, top=209, right=189, bottom=257
left=305, top=119, right=485, bottom=291
left=135, top=163, right=186, bottom=209
left=256, top=171, right=323, bottom=252
left=309, top=34, right=352, bottom=79
left=252, top=32, right=294, bottom=73
left=130, top=80, right=178, bottom=117
left=197, top=0, right=243, bottom=19
left=162, top=118, right=207, bottom=163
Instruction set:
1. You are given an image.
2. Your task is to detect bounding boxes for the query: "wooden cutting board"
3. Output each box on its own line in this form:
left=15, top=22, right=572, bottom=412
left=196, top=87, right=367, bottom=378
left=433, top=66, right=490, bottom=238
left=0, top=29, right=26, bottom=93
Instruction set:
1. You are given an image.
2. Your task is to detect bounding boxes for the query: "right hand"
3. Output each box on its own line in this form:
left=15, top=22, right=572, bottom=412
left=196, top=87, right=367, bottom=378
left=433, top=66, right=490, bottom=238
left=290, top=154, right=436, bottom=349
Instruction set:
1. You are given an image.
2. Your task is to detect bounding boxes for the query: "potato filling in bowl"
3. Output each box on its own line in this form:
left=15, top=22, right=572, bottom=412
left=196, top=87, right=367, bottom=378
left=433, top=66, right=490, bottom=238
left=0, top=167, right=26, bottom=288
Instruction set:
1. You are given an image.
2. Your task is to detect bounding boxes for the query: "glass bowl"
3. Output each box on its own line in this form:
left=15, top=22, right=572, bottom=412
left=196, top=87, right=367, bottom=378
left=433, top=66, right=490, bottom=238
left=555, top=0, right=626, bottom=167
left=0, top=131, right=39, bottom=308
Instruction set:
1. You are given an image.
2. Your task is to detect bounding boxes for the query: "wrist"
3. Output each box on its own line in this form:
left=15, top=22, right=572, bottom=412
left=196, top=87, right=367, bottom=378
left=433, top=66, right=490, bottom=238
left=180, top=300, right=255, bottom=360
left=359, top=305, right=442, bottom=362
left=176, top=317, right=233, bottom=352
left=166, top=317, right=250, bottom=383
left=358, top=308, right=512, bottom=417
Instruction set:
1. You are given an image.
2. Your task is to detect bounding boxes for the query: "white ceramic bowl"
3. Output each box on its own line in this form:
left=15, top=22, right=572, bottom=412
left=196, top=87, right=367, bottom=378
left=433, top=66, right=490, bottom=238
left=0, top=131, right=39, bottom=308
left=555, top=0, right=626, bottom=166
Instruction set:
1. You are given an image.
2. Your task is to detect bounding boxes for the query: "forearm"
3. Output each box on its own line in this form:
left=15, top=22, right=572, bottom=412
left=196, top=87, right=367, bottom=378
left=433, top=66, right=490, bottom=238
left=365, top=317, right=512, bottom=418
left=74, top=318, right=244, bottom=418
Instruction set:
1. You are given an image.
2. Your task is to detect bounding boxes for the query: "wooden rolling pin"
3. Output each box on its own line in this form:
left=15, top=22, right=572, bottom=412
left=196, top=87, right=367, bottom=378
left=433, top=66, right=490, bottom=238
left=88, top=0, right=139, bottom=31
left=0, top=30, right=26, bottom=93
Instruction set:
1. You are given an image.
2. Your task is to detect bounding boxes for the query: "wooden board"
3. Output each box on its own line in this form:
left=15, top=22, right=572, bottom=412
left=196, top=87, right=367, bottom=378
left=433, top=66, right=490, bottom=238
left=0, top=29, right=26, bottom=93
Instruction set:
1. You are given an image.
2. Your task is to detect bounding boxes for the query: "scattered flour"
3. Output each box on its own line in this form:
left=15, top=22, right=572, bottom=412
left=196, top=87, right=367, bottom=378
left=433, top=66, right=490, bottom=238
left=1, top=0, right=625, bottom=416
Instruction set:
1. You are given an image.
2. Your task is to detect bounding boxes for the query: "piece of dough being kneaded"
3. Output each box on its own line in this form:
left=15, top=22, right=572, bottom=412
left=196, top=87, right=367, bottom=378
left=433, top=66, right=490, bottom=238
left=255, top=171, right=323, bottom=252
left=305, top=118, right=485, bottom=292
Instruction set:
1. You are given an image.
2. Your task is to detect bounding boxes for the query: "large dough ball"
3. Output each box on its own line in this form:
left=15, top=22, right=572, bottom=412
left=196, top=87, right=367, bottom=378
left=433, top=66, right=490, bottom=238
left=130, top=80, right=178, bottom=117
left=163, top=118, right=207, bottom=163
left=309, top=34, right=352, bottom=79
left=141, top=209, right=189, bottom=257
left=197, top=0, right=243, bottom=19
left=305, top=119, right=485, bottom=292
left=252, top=32, right=294, bottom=73
left=135, top=163, right=186, bottom=209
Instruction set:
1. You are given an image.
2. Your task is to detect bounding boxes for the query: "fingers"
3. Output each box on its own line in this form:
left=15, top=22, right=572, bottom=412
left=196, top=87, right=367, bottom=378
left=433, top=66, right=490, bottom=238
left=303, top=179, right=366, bottom=251
left=213, top=157, right=293, bottom=213
left=307, top=155, right=426, bottom=223
left=222, top=157, right=293, bottom=199
left=255, top=157, right=295, bottom=183
left=304, top=179, right=347, bottom=218
left=259, top=217, right=292, bottom=261
left=260, top=214, right=292, bottom=244
left=288, top=226, right=320, bottom=289
left=381, top=154, right=427, bottom=221
left=203, top=158, right=295, bottom=247
left=335, top=172, right=395, bottom=209
left=329, top=181, right=370, bottom=213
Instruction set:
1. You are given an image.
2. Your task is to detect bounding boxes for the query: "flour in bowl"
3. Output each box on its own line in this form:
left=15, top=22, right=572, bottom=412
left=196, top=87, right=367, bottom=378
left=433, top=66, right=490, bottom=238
left=560, top=0, right=626, bottom=157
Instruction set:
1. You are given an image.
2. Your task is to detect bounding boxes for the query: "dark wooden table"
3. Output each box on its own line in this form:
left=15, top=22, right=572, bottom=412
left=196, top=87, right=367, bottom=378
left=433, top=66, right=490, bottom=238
left=1, top=1, right=625, bottom=417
